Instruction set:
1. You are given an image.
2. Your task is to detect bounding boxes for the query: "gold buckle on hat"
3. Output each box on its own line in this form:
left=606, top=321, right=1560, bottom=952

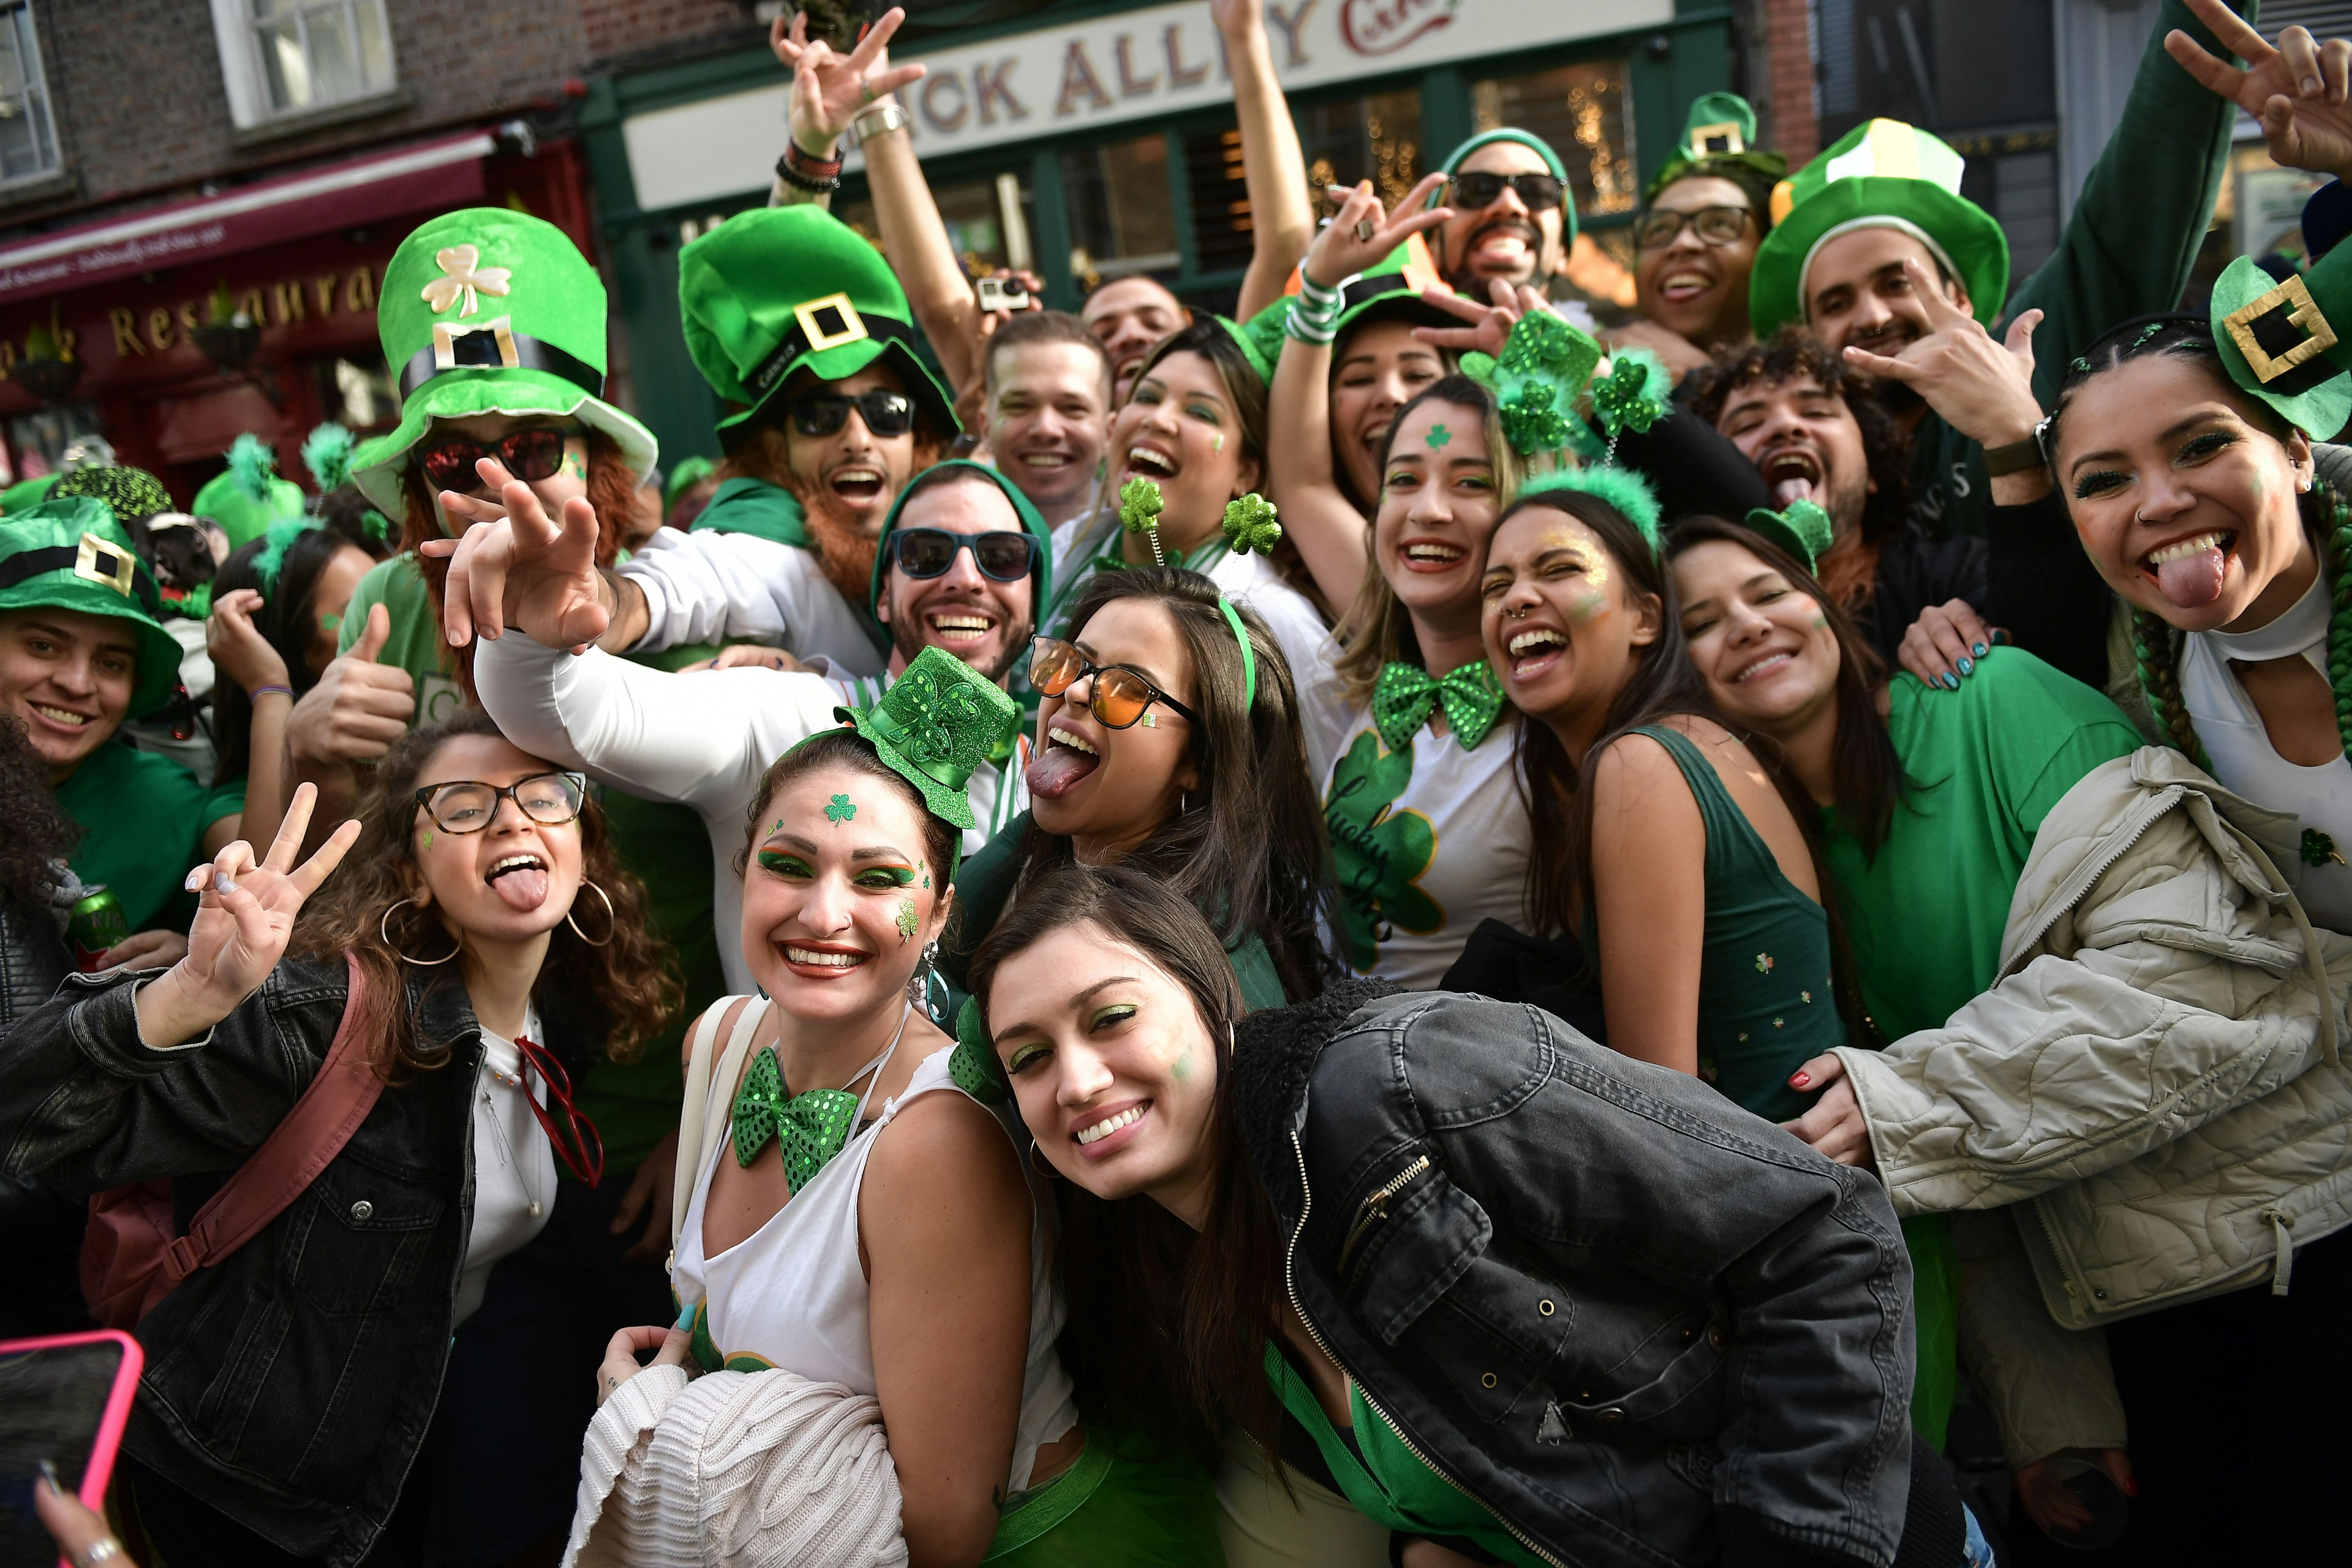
left=432, top=315, right=520, bottom=372
left=74, top=532, right=136, bottom=598
left=794, top=293, right=869, bottom=353
left=2223, top=276, right=2338, bottom=385
left=1687, top=119, right=1745, bottom=158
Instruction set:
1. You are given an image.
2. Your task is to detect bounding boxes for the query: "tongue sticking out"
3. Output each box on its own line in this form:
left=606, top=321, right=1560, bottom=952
left=491, top=866, right=550, bottom=912
left=2155, top=545, right=2227, bottom=609
left=1025, top=746, right=1100, bottom=801
left=1773, top=477, right=1814, bottom=508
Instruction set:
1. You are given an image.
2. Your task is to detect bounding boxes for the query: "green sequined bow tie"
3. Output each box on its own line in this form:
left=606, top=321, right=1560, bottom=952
left=730, top=1046, right=860, bottom=1191
left=1373, top=661, right=1506, bottom=752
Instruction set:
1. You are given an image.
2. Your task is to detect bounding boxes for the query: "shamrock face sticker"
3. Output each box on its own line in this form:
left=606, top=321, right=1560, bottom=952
left=1323, top=730, right=1442, bottom=971
left=1425, top=423, right=1453, bottom=450
left=895, top=898, right=919, bottom=943
left=826, top=794, right=857, bottom=824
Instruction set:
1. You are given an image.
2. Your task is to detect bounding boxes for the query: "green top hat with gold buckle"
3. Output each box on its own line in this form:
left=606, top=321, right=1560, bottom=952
left=0, top=496, right=183, bottom=715
left=678, top=206, right=957, bottom=450
left=349, top=208, right=657, bottom=517
left=1749, top=118, right=2008, bottom=338
left=1642, top=92, right=1789, bottom=214
left=2211, top=255, right=2352, bottom=438
left=831, top=644, right=1019, bottom=836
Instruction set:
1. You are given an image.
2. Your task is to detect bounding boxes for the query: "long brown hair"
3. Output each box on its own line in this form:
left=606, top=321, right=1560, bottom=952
left=967, top=861, right=1282, bottom=1461
left=289, top=710, right=679, bottom=1076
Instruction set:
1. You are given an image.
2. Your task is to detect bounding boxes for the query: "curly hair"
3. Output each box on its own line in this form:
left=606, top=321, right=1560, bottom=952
left=0, top=715, right=79, bottom=910
left=289, top=710, right=679, bottom=1077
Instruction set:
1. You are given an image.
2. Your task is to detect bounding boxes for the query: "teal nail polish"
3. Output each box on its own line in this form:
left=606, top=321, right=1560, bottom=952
left=1972, top=641, right=1988, bottom=658
left=676, top=1302, right=697, bottom=1329
left=1958, top=656, right=1975, bottom=677
left=1942, top=673, right=1961, bottom=690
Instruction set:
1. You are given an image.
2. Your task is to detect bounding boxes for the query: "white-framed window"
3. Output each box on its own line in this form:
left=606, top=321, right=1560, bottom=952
left=0, top=2, right=61, bottom=186
left=211, top=0, right=396, bottom=128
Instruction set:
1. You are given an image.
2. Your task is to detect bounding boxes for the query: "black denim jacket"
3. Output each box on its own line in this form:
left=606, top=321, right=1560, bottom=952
left=0, top=955, right=591, bottom=1567
left=1232, top=983, right=1917, bottom=1568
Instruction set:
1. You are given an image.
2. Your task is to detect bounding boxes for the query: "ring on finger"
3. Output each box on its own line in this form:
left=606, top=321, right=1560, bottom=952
left=1354, top=217, right=1377, bottom=242
left=79, top=1542, right=125, bottom=1567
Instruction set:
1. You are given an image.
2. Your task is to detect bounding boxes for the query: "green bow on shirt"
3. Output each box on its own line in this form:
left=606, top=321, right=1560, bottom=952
left=1373, top=660, right=1506, bottom=752
left=730, top=1045, right=860, bottom=1192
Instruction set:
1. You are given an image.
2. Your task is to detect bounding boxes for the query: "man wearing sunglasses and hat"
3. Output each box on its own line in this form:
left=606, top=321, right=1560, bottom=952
left=1427, top=129, right=1575, bottom=303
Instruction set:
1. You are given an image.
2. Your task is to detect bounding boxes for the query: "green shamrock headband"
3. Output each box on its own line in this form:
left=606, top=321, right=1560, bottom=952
left=1117, top=478, right=1283, bottom=708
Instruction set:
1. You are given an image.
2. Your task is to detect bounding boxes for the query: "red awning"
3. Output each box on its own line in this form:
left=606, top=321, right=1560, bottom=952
left=0, top=132, right=494, bottom=304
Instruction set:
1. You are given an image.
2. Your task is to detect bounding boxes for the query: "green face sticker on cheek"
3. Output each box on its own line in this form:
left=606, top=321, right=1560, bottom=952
left=318, top=611, right=342, bottom=633
left=423, top=830, right=434, bottom=850
left=564, top=445, right=587, bottom=481
left=1567, top=589, right=1607, bottom=624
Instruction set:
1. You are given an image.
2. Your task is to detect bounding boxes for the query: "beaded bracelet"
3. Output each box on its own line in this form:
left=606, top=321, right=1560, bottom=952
left=249, top=684, right=293, bottom=702
left=775, top=141, right=844, bottom=192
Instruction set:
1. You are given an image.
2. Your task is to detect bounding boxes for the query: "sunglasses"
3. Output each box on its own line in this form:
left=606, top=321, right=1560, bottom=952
left=413, top=772, right=587, bottom=835
left=1447, top=171, right=1566, bottom=211
left=791, top=390, right=916, bottom=439
left=418, top=427, right=581, bottom=494
left=513, top=1034, right=605, bottom=1186
left=891, top=527, right=1040, bottom=582
left=1029, top=636, right=1199, bottom=729
left=1632, top=205, right=1754, bottom=251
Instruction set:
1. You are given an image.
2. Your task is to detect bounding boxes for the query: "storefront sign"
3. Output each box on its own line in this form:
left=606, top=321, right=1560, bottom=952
left=622, top=0, right=1667, bottom=211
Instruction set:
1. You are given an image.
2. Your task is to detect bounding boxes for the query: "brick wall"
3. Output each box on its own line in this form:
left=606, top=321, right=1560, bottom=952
left=1758, top=0, right=1819, bottom=167
left=578, top=0, right=749, bottom=69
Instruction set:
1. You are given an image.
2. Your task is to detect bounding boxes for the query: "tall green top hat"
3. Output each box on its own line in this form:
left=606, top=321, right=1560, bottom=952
left=350, top=208, right=657, bottom=516
left=679, top=207, right=957, bottom=450
left=1431, top=130, right=1578, bottom=249
left=832, top=644, right=1019, bottom=834
left=1749, top=119, right=2008, bottom=338
left=0, top=496, right=183, bottom=715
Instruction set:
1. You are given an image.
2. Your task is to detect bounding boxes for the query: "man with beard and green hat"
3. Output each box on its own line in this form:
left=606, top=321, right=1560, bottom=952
left=456, top=458, right=1051, bottom=997
left=1424, top=128, right=1575, bottom=305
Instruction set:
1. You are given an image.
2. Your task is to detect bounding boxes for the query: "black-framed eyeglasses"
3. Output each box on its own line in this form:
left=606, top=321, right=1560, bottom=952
left=890, top=527, right=1040, bottom=582
left=1447, top=171, right=1566, bottom=211
left=791, top=390, right=916, bottom=439
left=1632, top=205, right=1754, bottom=251
left=418, top=427, right=582, bottom=494
left=1029, top=636, right=1199, bottom=729
left=412, top=772, right=588, bottom=835
left=512, top=1035, right=605, bottom=1186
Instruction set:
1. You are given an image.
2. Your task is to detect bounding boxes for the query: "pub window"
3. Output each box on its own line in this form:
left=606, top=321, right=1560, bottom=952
left=1469, top=61, right=1636, bottom=221
left=1063, top=134, right=1179, bottom=289
left=0, top=1, right=61, bottom=186
left=211, top=0, right=397, bottom=127
left=1298, top=90, right=1423, bottom=219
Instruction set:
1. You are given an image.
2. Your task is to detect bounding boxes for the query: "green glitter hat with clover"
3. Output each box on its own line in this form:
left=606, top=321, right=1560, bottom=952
left=830, top=644, right=1021, bottom=840
left=349, top=208, right=657, bottom=517
left=1460, top=311, right=1675, bottom=470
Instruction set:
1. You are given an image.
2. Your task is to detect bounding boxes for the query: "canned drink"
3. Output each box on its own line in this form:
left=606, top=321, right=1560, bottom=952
left=69, top=886, right=129, bottom=972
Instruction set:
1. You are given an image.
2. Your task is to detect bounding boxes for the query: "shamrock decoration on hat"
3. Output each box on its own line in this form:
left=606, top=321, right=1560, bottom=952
left=1744, top=499, right=1836, bottom=574
left=831, top=644, right=1020, bottom=840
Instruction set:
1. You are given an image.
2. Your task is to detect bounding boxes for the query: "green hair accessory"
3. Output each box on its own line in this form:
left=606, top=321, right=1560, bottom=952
left=1520, top=467, right=1663, bottom=552
left=1217, top=598, right=1258, bottom=710
left=1118, top=476, right=1167, bottom=566
left=301, top=423, right=355, bottom=495
left=1743, top=499, right=1836, bottom=574
left=361, top=508, right=393, bottom=545
left=1461, top=311, right=1604, bottom=459
left=949, top=997, right=1007, bottom=1104
left=1590, top=349, right=1675, bottom=454
left=226, top=432, right=279, bottom=505
left=252, top=516, right=320, bottom=595
left=1221, top=492, right=1281, bottom=557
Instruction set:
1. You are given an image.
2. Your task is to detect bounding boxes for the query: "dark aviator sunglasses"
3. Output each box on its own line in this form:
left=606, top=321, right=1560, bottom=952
left=1447, top=171, right=1566, bottom=211
left=792, top=390, right=916, bottom=439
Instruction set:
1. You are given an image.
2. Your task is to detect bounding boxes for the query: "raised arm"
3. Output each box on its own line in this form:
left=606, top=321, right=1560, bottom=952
left=1586, top=734, right=1708, bottom=1076
left=1218, top=0, right=1314, bottom=319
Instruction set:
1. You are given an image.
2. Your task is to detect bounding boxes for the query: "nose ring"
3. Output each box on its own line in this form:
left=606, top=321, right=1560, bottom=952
left=1506, top=605, right=1528, bottom=619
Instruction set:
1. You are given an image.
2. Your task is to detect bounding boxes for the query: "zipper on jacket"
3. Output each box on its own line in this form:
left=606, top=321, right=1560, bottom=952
left=1997, top=804, right=2169, bottom=985
left=1336, top=1155, right=1430, bottom=1278
left=1286, top=1129, right=1568, bottom=1568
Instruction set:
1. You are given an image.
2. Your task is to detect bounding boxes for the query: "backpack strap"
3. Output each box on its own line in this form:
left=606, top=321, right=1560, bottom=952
left=668, top=995, right=770, bottom=1256
left=160, top=952, right=384, bottom=1284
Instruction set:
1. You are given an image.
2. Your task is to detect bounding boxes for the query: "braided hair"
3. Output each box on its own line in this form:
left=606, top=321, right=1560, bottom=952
left=2045, top=312, right=2352, bottom=766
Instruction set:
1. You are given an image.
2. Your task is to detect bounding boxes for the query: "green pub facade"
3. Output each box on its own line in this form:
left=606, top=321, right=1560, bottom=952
left=582, top=0, right=1736, bottom=466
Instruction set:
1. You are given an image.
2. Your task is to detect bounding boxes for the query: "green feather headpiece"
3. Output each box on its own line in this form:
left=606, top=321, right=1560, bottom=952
left=252, top=515, right=320, bottom=595
left=1519, top=467, right=1663, bottom=552
left=226, top=432, right=278, bottom=504
left=301, top=423, right=356, bottom=496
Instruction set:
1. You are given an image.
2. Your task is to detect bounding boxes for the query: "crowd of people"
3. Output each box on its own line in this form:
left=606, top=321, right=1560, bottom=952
left=4, top=0, right=2350, bottom=1564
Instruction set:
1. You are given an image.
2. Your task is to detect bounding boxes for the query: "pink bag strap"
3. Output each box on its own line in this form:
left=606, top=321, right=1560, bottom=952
left=161, top=952, right=385, bottom=1283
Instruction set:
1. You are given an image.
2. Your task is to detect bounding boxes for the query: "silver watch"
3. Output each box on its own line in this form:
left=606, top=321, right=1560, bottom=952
left=852, top=103, right=911, bottom=146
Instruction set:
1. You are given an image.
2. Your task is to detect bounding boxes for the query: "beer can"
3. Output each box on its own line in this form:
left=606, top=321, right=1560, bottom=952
left=69, top=886, right=130, bottom=972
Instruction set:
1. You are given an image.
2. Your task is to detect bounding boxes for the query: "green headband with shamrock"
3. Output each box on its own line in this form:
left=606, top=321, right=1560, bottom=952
left=1116, top=477, right=1283, bottom=707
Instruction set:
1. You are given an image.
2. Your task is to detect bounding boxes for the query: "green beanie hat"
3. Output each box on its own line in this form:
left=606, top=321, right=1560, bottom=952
left=1749, top=118, right=2008, bottom=339
left=865, top=459, right=1054, bottom=621
left=678, top=207, right=956, bottom=449
left=0, top=496, right=184, bottom=715
left=1431, top=129, right=1578, bottom=248
left=349, top=208, right=657, bottom=517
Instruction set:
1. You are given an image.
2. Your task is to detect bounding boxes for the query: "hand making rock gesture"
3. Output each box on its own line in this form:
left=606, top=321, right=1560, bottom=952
left=426, top=456, right=611, bottom=654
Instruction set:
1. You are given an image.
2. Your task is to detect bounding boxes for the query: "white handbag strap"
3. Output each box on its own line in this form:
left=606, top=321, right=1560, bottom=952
left=668, top=995, right=771, bottom=1257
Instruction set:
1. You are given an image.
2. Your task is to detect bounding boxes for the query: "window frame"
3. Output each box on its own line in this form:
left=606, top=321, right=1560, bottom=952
left=209, top=0, right=399, bottom=130
left=0, top=0, right=62, bottom=189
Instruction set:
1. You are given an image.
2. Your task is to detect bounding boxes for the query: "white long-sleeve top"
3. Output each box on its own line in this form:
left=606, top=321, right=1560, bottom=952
left=472, top=633, right=1027, bottom=993
left=617, top=527, right=887, bottom=677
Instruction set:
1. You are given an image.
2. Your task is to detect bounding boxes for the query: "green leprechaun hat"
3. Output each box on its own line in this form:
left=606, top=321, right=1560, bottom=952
left=1749, top=118, right=2008, bottom=338
left=350, top=209, right=657, bottom=516
left=1238, top=233, right=1457, bottom=370
left=679, top=207, right=957, bottom=449
left=192, top=434, right=305, bottom=549
left=0, top=496, right=183, bottom=715
left=832, top=644, right=1019, bottom=835
left=2210, top=255, right=2352, bottom=439
left=1643, top=92, right=1788, bottom=213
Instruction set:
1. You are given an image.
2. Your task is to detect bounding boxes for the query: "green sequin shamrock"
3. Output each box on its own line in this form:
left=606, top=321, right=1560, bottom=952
left=1499, top=310, right=1583, bottom=374
left=1426, top=423, right=1453, bottom=449
left=1498, top=383, right=1570, bottom=454
left=1222, top=492, right=1282, bottom=556
left=1323, top=730, right=1443, bottom=971
left=2304, top=828, right=2345, bottom=867
left=825, top=794, right=856, bottom=823
left=895, top=897, right=919, bottom=943
left=1591, top=354, right=1670, bottom=440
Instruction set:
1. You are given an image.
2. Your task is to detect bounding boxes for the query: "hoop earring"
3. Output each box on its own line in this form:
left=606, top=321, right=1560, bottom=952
left=565, top=878, right=616, bottom=947
left=380, top=899, right=460, bottom=965
left=1029, top=1140, right=1063, bottom=1182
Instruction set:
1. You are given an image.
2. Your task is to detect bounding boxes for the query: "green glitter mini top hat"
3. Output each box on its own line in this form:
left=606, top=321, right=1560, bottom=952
left=349, top=208, right=657, bottom=516
left=1744, top=498, right=1836, bottom=574
left=0, top=496, right=183, bottom=715
left=832, top=644, right=1020, bottom=835
left=1642, top=92, right=1789, bottom=211
left=679, top=206, right=956, bottom=449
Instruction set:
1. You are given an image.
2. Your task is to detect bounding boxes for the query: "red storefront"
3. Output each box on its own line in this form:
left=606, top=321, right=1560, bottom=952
left=0, top=131, right=594, bottom=507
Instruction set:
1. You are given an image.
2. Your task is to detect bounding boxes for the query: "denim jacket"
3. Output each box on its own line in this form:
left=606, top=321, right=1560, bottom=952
left=1232, top=983, right=1918, bottom=1568
left=0, top=955, right=592, bottom=1567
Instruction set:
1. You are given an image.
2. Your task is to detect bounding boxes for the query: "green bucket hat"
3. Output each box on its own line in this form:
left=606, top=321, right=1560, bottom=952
left=1749, top=118, right=2008, bottom=338
left=663, top=454, right=717, bottom=511
left=349, top=208, right=657, bottom=518
left=1642, top=91, right=1789, bottom=213
left=1238, top=236, right=1458, bottom=370
left=2210, top=255, right=2352, bottom=439
left=1430, top=129, right=1578, bottom=248
left=832, top=644, right=1020, bottom=834
left=865, top=459, right=1054, bottom=621
left=679, top=207, right=956, bottom=450
left=0, top=496, right=183, bottom=715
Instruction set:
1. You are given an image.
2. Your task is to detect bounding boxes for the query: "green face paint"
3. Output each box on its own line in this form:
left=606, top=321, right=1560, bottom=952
left=423, top=829, right=434, bottom=850
left=564, top=443, right=587, bottom=481
left=825, top=794, right=856, bottom=823
left=319, top=610, right=342, bottom=633
left=894, top=898, right=919, bottom=943
left=1567, top=589, right=1607, bottom=624
left=1169, top=1042, right=1194, bottom=1081
left=1810, top=612, right=1829, bottom=628
left=1426, top=423, right=1453, bottom=450
left=758, top=850, right=812, bottom=876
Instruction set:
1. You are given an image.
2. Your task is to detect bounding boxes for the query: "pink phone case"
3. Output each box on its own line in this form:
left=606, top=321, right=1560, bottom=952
left=0, top=1329, right=143, bottom=1542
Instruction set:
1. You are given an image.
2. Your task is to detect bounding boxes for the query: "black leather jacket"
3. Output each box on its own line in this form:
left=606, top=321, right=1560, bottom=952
left=0, top=892, right=68, bottom=1031
left=0, top=956, right=597, bottom=1567
left=1232, top=984, right=1918, bottom=1568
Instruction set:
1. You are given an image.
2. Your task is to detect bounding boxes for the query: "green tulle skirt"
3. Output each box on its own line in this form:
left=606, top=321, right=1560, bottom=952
left=987, top=1429, right=1225, bottom=1566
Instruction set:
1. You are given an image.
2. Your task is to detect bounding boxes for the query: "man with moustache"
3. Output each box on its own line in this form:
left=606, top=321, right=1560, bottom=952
left=982, top=311, right=1114, bottom=532
left=1748, top=0, right=2253, bottom=541
left=1425, top=130, right=1575, bottom=304
left=1080, top=276, right=1190, bottom=407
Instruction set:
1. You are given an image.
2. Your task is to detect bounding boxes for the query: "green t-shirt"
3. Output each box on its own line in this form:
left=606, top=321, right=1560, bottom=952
left=1825, top=650, right=2145, bottom=1043
left=58, top=739, right=246, bottom=933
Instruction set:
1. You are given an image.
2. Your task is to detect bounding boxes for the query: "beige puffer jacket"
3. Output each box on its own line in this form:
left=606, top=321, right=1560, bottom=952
left=1832, top=746, right=2352, bottom=1333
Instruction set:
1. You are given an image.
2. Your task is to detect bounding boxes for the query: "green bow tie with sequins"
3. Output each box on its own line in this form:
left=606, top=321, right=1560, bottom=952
left=730, top=1046, right=860, bottom=1191
left=1373, top=661, right=1506, bottom=752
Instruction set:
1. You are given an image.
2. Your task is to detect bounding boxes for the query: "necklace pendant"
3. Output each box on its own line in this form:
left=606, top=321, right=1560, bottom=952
left=528, top=1200, right=543, bottom=1218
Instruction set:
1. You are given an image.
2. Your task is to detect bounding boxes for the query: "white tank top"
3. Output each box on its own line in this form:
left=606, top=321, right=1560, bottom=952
left=671, top=1007, right=1080, bottom=1491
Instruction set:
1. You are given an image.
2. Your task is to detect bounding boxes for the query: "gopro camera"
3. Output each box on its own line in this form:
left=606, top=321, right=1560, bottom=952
left=976, top=276, right=1033, bottom=312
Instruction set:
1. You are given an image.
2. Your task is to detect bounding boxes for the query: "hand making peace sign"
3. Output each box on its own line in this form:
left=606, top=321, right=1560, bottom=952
left=2170, top=0, right=2352, bottom=183
left=425, top=457, right=611, bottom=654
left=1301, top=173, right=1452, bottom=292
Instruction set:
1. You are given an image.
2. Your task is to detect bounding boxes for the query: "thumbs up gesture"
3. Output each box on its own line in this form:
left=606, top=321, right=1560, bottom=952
left=286, top=599, right=417, bottom=769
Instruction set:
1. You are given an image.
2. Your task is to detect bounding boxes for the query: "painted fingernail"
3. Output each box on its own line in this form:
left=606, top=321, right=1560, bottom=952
left=2124, top=1476, right=2140, bottom=1498
left=185, top=868, right=208, bottom=892
left=214, top=872, right=238, bottom=894
left=1958, top=656, right=1975, bottom=677
left=1992, top=628, right=2011, bottom=645
left=37, top=1458, right=58, bottom=1493
left=1790, top=1072, right=1811, bottom=1088
left=676, top=1302, right=698, bottom=1329
left=1942, top=673, right=1961, bottom=690
left=1972, top=641, right=1988, bottom=658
